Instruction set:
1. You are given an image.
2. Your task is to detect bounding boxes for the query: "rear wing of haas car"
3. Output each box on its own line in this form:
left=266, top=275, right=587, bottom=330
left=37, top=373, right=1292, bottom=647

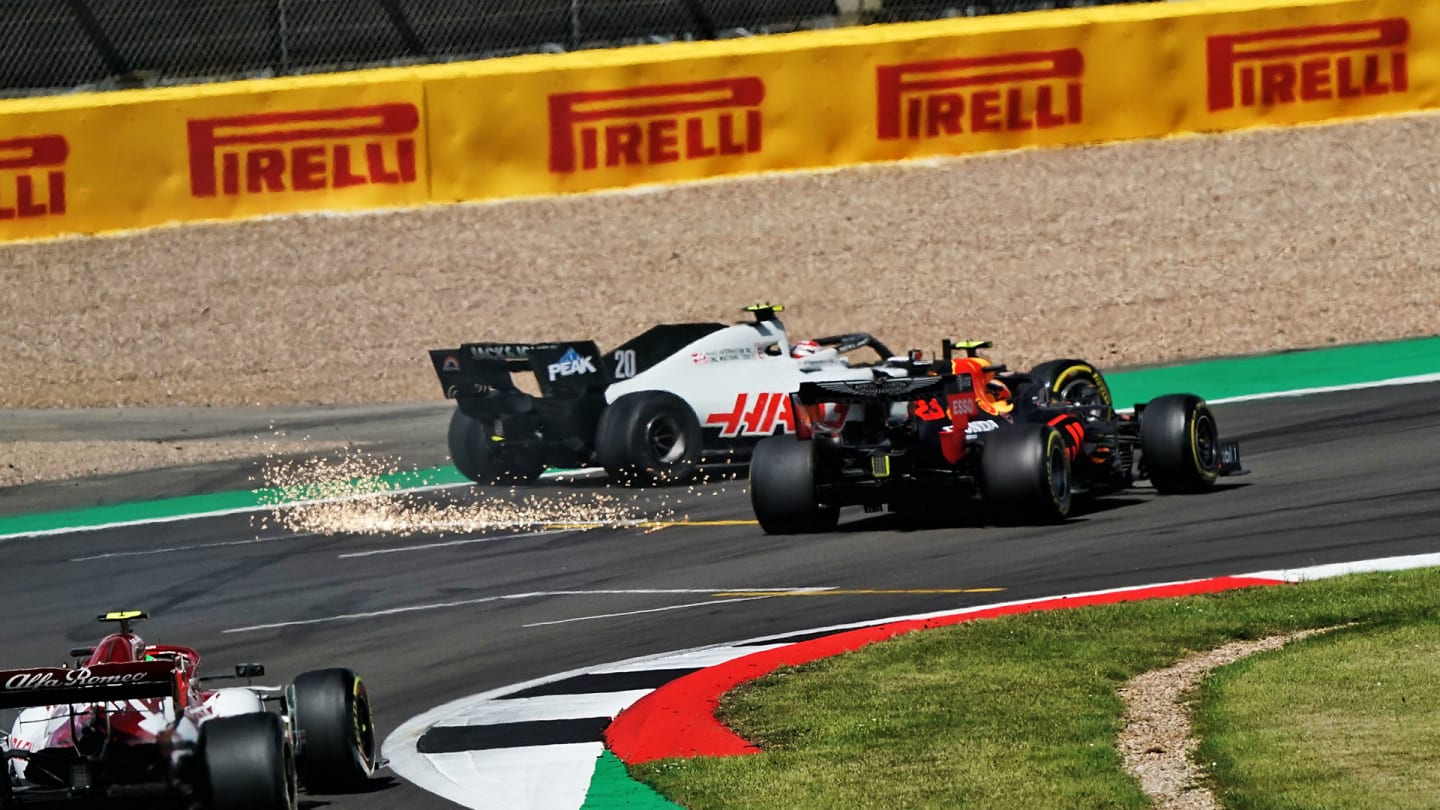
left=0, top=661, right=177, bottom=710
left=430, top=341, right=607, bottom=399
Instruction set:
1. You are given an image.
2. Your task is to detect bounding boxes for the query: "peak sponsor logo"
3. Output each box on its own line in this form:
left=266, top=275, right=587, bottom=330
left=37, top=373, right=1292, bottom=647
left=549, top=78, right=764, bottom=173
left=877, top=49, right=1083, bottom=141
left=1207, top=19, right=1409, bottom=112
left=188, top=104, right=419, bottom=197
left=548, top=348, right=597, bottom=381
left=0, top=135, right=67, bottom=220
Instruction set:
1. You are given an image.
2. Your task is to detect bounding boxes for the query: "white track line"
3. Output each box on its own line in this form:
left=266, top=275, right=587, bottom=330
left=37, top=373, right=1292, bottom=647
left=222, top=588, right=831, bottom=633
left=521, top=596, right=775, bottom=627
left=69, top=532, right=320, bottom=562
left=337, top=529, right=569, bottom=558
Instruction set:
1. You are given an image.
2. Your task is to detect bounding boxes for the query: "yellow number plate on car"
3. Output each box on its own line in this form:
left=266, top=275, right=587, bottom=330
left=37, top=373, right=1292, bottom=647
left=870, top=455, right=891, bottom=478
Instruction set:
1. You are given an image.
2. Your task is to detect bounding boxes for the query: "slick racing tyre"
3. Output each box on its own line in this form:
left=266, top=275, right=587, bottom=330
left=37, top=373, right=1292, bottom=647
left=1026, top=359, right=1114, bottom=419
left=1140, top=394, right=1221, bottom=494
left=749, top=436, right=839, bottom=534
left=292, top=668, right=378, bottom=793
left=594, top=391, right=703, bottom=485
left=980, top=424, right=1072, bottom=523
left=201, top=712, right=298, bottom=810
left=448, top=408, right=544, bottom=485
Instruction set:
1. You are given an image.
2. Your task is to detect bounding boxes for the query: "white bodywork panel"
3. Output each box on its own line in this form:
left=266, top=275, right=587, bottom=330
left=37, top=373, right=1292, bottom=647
left=605, top=320, right=881, bottom=438
left=5, top=687, right=269, bottom=782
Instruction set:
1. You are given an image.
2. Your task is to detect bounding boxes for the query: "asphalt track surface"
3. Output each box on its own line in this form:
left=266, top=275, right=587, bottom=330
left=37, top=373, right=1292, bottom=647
left=2, top=383, right=1438, bottom=809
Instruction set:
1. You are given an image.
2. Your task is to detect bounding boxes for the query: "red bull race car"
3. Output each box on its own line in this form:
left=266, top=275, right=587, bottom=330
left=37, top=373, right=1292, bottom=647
left=429, top=304, right=896, bottom=485
left=2, top=612, right=379, bottom=809
left=748, top=340, right=1247, bottom=532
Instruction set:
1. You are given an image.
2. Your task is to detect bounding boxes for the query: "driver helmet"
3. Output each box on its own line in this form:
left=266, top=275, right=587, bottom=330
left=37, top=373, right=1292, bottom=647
left=791, top=340, right=822, bottom=359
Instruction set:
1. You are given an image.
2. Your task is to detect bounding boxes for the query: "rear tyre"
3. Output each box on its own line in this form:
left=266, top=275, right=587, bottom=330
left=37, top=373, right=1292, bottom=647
left=1, top=759, right=13, bottom=808
left=749, top=436, right=839, bottom=534
left=980, top=424, right=1072, bottom=523
left=594, top=391, right=703, bottom=485
left=202, top=712, right=297, bottom=810
left=448, top=408, right=544, bottom=485
left=1140, top=394, right=1220, bottom=494
left=292, top=668, right=377, bottom=794
left=1026, top=359, right=1114, bottom=419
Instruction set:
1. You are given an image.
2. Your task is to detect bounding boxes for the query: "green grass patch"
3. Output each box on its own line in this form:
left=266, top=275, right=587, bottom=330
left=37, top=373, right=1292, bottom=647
left=1197, top=619, right=1440, bottom=810
left=631, top=569, right=1440, bottom=809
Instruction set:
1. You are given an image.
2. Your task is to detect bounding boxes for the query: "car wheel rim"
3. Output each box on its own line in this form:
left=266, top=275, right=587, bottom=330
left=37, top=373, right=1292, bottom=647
left=1057, top=379, right=1093, bottom=405
left=1194, top=411, right=1219, bottom=470
left=645, top=415, right=686, bottom=464
left=1048, top=443, right=1070, bottom=509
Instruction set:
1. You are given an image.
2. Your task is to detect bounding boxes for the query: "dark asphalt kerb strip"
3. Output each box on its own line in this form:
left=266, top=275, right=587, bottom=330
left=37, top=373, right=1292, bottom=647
left=499, top=668, right=701, bottom=699
left=2, top=335, right=1438, bottom=540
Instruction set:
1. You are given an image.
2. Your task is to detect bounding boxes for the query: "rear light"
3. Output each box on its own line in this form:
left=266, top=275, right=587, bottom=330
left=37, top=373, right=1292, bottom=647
left=939, top=425, right=965, bottom=464
left=791, top=396, right=849, bottom=440
left=791, top=394, right=813, bottom=440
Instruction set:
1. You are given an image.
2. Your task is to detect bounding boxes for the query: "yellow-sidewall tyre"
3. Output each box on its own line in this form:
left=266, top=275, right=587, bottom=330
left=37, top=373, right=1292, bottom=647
left=1140, top=394, right=1221, bottom=494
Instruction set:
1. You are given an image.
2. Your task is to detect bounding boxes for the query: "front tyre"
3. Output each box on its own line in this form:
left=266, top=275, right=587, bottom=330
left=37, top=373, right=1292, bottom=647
left=448, top=408, right=544, bottom=485
left=1026, top=359, right=1114, bottom=419
left=292, top=668, right=378, bottom=793
left=201, top=712, right=298, bottom=810
left=749, top=436, right=839, bottom=534
left=1140, top=394, right=1220, bottom=493
left=980, top=424, right=1072, bottom=523
left=594, top=391, right=703, bottom=485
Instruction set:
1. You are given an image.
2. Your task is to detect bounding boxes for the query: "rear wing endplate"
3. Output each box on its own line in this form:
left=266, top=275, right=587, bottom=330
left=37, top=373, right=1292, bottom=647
left=0, top=661, right=176, bottom=710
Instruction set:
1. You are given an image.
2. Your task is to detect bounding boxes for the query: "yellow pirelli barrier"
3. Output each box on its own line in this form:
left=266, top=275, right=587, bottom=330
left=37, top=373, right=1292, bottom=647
left=0, top=71, right=429, bottom=242
left=0, top=0, right=1436, bottom=242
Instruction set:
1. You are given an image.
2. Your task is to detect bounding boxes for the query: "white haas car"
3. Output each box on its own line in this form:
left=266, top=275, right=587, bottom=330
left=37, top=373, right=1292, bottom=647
left=429, top=304, right=895, bottom=484
left=3, top=612, right=379, bottom=809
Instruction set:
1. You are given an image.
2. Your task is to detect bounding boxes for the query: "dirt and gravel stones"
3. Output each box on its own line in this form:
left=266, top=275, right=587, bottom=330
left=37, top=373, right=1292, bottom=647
left=3, top=111, right=1438, bottom=480
left=1117, top=628, right=1333, bottom=809
left=3, top=111, right=1438, bottom=413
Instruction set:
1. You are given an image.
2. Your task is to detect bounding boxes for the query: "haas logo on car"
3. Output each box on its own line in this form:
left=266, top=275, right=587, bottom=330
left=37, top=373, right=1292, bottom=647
left=547, top=348, right=597, bottom=380
left=706, top=392, right=796, bottom=438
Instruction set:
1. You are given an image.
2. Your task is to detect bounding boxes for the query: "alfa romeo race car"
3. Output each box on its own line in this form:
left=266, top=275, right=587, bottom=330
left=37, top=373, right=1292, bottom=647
left=748, top=340, right=1247, bottom=532
left=429, top=304, right=896, bottom=484
left=2, top=612, right=379, bottom=809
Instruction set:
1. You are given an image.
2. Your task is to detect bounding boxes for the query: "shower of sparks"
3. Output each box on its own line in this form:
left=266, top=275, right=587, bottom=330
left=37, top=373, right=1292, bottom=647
left=246, top=443, right=681, bottom=538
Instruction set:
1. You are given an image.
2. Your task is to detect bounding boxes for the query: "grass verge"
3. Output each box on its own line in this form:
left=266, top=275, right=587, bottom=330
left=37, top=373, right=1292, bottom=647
left=631, top=568, right=1440, bottom=809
